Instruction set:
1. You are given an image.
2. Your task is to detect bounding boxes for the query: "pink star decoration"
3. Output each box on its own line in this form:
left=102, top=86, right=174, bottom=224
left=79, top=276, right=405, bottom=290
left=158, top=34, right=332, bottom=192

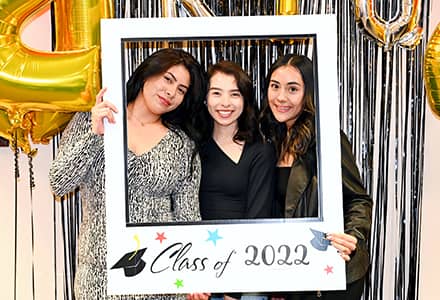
left=155, top=232, right=167, bottom=243
left=324, top=265, right=333, bottom=275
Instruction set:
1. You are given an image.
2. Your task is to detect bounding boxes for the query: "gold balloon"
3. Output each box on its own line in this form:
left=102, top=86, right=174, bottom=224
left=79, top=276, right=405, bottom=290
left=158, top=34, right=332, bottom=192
left=0, top=109, right=32, bottom=153
left=0, top=0, right=113, bottom=153
left=424, top=23, right=440, bottom=118
left=181, top=0, right=215, bottom=17
left=161, top=0, right=178, bottom=17
left=276, top=0, right=298, bottom=15
left=0, top=46, right=100, bottom=112
left=161, top=0, right=214, bottom=17
left=0, top=111, right=14, bottom=147
left=30, top=111, right=73, bottom=144
left=53, top=0, right=114, bottom=50
left=354, top=0, right=422, bottom=50
left=31, top=0, right=114, bottom=146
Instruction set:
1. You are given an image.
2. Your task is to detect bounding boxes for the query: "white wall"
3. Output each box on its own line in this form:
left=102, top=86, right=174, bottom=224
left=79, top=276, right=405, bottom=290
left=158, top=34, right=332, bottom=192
left=419, top=1, right=440, bottom=299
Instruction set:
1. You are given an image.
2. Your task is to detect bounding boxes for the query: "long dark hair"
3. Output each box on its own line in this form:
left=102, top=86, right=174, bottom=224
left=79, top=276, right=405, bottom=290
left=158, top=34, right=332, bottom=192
left=259, top=54, right=315, bottom=162
left=199, top=60, right=261, bottom=144
left=126, top=48, right=206, bottom=143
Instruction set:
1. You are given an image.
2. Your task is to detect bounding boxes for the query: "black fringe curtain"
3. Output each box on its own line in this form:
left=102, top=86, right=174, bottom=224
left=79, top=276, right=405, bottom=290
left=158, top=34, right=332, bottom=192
left=52, top=135, right=81, bottom=300
left=54, top=0, right=429, bottom=299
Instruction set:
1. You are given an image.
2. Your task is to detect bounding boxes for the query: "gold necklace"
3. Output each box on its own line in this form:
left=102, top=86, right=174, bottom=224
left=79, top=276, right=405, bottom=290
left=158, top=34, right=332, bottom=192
left=129, top=109, right=161, bottom=127
left=131, top=113, right=147, bottom=126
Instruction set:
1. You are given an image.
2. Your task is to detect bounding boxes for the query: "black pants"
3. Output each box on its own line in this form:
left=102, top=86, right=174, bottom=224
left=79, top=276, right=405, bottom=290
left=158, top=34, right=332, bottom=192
left=283, top=277, right=365, bottom=300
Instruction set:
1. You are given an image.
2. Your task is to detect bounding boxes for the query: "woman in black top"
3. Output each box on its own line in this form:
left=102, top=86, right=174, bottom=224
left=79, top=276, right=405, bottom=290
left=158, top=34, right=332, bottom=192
left=259, top=54, right=372, bottom=300
left=198, top=60, right=276, bottom=221
left=189, top=61, right=276, bottom=300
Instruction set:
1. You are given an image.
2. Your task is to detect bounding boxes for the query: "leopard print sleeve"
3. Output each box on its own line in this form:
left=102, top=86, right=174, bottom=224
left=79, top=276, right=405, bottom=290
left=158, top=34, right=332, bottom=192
left=49, top=112, right=103, bottom=196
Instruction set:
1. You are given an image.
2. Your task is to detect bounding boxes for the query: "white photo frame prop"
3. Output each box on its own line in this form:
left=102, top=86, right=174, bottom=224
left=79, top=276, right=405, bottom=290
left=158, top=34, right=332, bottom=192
left=101, top=15, right=344, bottom=295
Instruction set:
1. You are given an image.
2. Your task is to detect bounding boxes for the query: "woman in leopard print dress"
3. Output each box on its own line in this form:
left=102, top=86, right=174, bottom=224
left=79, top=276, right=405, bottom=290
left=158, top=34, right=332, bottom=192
left=49, top=49, right=206, bottom=300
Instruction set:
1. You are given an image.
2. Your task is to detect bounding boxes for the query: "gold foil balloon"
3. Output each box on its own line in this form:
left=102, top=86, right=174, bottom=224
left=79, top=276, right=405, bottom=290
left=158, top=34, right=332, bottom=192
left=30, top=0, right=114, bottom=146
left=0, top=0, right=113, bottom=153
left=161, top=0, right=214, bottom=17
left=53, top=0, right=114, bottom=50
left=354, top=0, right=422, bottom=50
left=0, top=47, right=99, bottom=112
left=161, top=0, right=178, bottom=17
left=276, top=0, right=298, bottom=15
left=424, top=23, right=440, bottom=118
left=0, top=111, right=16, bottom=148
left=0, top=109, right=32, bottom=153
left=30, top=111, right=74, bottom=144
left=181, top=0, right=215, bottom=17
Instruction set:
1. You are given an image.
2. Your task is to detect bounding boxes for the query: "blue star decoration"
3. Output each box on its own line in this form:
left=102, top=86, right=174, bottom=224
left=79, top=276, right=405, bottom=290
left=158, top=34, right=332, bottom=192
left=174, top=279, right=184, bottom=288
left=206, top=229, right=223, bottom=246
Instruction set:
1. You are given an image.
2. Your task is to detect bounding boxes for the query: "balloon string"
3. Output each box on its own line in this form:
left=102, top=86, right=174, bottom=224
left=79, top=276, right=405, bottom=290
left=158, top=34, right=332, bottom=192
left=13, top=132, right=18, bottom=300
left=14, top=133, right=20, bottom=179
left=28, top=151, right=36, bottom=189
left=52, top=138, right=58, bottom=299
left=28, top=152, right=36, bottom=300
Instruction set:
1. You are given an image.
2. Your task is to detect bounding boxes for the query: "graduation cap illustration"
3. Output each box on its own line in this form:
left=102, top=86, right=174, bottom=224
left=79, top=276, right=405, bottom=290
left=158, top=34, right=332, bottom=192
left=111, top=247, right=147, bottom=277
left=310, top=228, right=331, bottom=251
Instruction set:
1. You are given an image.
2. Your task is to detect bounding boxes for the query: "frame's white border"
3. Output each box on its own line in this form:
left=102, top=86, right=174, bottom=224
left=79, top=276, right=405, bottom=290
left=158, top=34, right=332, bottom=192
left=101, top=15, right=344, bottom=295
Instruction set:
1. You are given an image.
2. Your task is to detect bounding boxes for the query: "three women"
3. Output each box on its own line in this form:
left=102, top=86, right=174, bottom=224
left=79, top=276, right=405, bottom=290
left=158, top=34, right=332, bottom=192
left=50, top=49, right=371, bottom=300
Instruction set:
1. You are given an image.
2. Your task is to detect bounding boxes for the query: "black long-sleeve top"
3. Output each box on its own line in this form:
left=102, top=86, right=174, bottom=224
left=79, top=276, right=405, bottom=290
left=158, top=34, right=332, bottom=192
left=199, top=138, right=276, bottom=220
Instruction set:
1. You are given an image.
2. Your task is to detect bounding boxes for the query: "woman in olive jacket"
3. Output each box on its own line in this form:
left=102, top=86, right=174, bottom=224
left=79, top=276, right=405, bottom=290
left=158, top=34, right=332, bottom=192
left=260, top=54, right=372, bottom=300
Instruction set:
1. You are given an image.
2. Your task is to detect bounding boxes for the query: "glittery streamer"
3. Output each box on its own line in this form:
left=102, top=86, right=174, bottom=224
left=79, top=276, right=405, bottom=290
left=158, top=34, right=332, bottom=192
left=337, top=0, right=430, bottom=299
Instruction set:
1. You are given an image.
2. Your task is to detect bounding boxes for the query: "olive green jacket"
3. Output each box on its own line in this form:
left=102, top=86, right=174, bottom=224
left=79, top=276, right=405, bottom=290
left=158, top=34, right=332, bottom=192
left=284, top=132, right=372, bottom=283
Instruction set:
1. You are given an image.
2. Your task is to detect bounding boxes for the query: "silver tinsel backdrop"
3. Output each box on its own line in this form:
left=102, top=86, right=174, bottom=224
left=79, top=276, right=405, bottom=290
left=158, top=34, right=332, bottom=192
left=51, top=1, right=430, bottom=299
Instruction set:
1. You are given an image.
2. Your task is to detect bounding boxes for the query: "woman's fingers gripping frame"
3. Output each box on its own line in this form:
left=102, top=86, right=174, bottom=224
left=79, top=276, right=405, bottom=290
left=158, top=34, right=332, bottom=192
left=327, top=232, right=358, bottom=261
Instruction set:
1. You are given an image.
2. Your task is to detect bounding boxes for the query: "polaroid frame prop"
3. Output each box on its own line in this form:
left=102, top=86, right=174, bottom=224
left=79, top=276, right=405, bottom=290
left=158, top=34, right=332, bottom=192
left=101, top=15, right=344, bottom=295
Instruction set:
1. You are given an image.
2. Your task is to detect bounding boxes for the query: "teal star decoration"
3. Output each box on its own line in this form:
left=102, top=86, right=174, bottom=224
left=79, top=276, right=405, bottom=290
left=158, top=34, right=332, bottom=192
left=206, top=229, right=223, bottom=246
left=174, top=279, right=184, bottom=288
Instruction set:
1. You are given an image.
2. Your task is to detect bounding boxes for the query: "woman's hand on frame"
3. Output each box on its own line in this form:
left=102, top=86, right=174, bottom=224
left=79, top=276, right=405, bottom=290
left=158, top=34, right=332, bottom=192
left=326, top=232, right=357, bottom=261
left=91, top=87, right=118, bottom=135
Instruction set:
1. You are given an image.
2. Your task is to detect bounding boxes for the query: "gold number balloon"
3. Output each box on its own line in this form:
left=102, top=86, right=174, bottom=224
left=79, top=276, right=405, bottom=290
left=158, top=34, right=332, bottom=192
left=31, top=0, right=113, bottom=146
left=161, top=0, right=214, bottom=17
left=276, top=0, right=298, bottom=15
left=181, top=0, right=215, bottom=16
left=0, top=0, right=113, bottom=153
left=424, top=23, right=440, bottom=118
left=354, top=0, right=422, bottom=50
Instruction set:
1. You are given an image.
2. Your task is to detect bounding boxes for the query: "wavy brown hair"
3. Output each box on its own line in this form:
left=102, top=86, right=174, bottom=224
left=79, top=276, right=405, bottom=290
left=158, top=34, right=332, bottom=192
left=259, top=54, right=315, bottom=162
